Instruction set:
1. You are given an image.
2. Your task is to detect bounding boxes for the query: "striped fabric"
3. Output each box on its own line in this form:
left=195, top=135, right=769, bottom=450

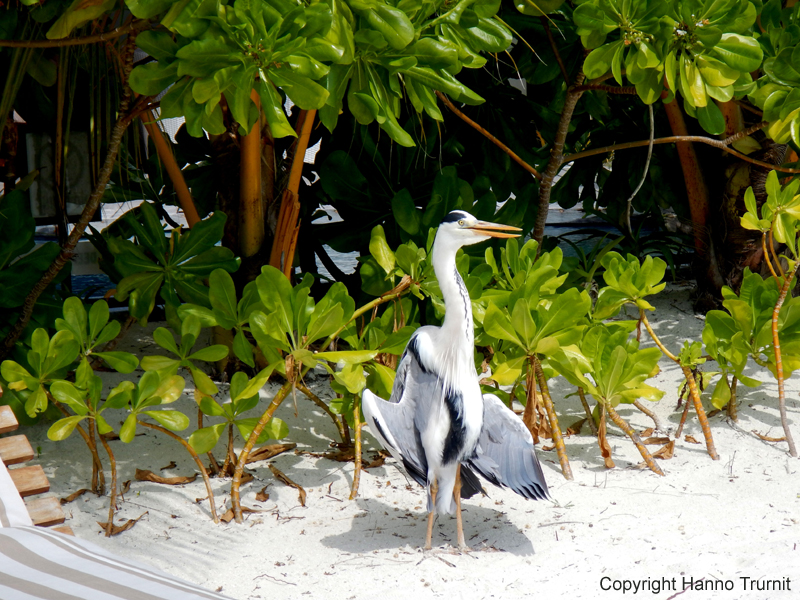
left=0, top=526, right=234, bottom=600
left=0, top=454, right=33, bottom=528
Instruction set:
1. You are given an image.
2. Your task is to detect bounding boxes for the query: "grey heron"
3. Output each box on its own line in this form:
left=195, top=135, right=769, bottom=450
left=363, top=210, right=550, bottom=551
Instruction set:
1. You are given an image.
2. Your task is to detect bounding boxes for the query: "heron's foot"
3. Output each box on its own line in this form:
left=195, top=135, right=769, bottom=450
left=421, top=544, right=471, bottom=556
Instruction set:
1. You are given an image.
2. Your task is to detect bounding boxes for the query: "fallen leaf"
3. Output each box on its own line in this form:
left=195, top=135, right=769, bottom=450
left=542, top=444, right=555, bottom=451
left=97, top=512, right=147, bottom=536
left=652, top=441, right=675, bottom=460
left=268, top=463, right=306, bottom=507
left=598, top=408, right=615, bottom=469
left=566, top=418, right=586, bottom=436
left=363, top=451, right=388, bottom=469
left=684, top=435, right=700, bottom=444
left=135, top=468, right=197, bottom=485
left=159, top=461, right=177, bottom=471
left=120, top=480, right=131, bottom=495
left=642, top=436, right=671, bottom=445
left=707, top=409, right=721, bottom=418
left=296, top=448, right=387, bottom=470
left=256, top=486, right=270, bottom=502
left=752, top=431, right=786, bottom=442
left=60, top=489, right=89, bottom=505
left=247, top=443, right=297, bottom=464
left=100, top=432, right=120, bottom=441
left=640, top=428, right=655, bottom=437
left=220, top=506, right=260, bottom=524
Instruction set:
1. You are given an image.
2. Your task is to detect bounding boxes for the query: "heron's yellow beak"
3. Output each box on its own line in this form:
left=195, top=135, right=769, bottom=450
left=469, top=221, right=523, bottom=239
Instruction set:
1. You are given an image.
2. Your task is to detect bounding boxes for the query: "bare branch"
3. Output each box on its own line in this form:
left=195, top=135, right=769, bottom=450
left=435, top=91, right=542, bottom=180
left=572, top=84, right=637, bottom=94
left=541, top=17, right=570, bottom=86
left=0, top=19, right=148, bottom=48
left=561, top=122, right=800, bottom=173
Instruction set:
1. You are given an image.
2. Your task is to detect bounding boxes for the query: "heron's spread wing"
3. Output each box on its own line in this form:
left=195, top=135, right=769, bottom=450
left=362, top=334, right=452, bottom=489
left=466, top=394, right=550, bottom=501
left=362, top=338, right=435, bottom=487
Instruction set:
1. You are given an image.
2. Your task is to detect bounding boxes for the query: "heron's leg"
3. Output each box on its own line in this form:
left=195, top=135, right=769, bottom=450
left=454, top=467, right=468, bottom=550
left=424, top=479, right=438, bottom=550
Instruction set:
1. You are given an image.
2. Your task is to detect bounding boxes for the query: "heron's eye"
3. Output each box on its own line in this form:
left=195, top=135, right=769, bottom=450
left=458, top=219, right=465, bottom=226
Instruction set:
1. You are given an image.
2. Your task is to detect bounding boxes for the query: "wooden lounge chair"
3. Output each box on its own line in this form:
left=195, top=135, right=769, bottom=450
left=0, top=405, right=69, bottom=532
left=0, top=405, right=233, bottom=600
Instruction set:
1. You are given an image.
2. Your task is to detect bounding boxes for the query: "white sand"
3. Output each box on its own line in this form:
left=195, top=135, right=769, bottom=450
left=21, top=283, right=800, bottom=599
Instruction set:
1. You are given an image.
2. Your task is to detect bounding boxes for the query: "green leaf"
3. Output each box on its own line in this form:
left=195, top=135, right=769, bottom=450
left=189, top=423, right=227, bottom=454
left=88, top=300, right=111, bottom=344
left=177, top=304, right=218, bottom=327
left=93, top=351, right=139, bottom=374
left=697, top=102, right=725, bottom=135
left=119, top=413, right=138, bottom=444
left=256, top=78, right=297, bottom=139
left=316, top=349, right=379, bottom=364
left=105, top=381, right=135, bottom=410
left=141, top=355, right=180, bottom=372
left=711, top=34, right=763, bottom=72
left=190, top=366, right=219, bottom=396
left=96, top=414, right=113, bottom=436
left=484, top=303, right=521, bottom=346
left=583, top=42, right=619, bottom=79
left=391, top=189, right=421, bottom=235
left=711, top=376, right=731, bottom=409
left=50, top=381, right=88, bottom=415
left=233, top=365, right=275, bottom=401
left=129, top=60, right=180, bottom=96
left=357, top=4, right=414, bottom=50
left=235, top=416, right=288, bottom=444
left=208, top=268, right=238, bottom=327
left=47, top=415, right=86, bottom=441
left=233, top=330, right=255, bottom=368
left=144, top=410, right=189, bottom=431
left=511, top=299, right=536, bottom=349
left=46, top=0, right=115, bottom=39
left=188, top=344, right=229, bottom=362
left=134, top=27, right=179, bottom=57
left=269, top=69, right=330, bottom=110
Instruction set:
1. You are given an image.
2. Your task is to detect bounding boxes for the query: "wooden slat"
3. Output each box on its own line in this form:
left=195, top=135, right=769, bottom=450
left=25, top=497, right=66, bottom=527
left=51, top=525, right=74, bottom=536
left=0, top=434, right=35, bottom=465
left=0, top=405, right=18, bottom=434
left=8, top=465, right=50, bottom=497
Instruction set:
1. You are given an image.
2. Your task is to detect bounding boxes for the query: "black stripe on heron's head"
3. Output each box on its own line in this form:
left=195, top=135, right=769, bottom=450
left=441, top=210, right=470, bottom=224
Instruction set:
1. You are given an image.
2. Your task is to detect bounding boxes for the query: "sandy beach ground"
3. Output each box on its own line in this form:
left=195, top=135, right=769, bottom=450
left=19, top=282, right=800, bottom=600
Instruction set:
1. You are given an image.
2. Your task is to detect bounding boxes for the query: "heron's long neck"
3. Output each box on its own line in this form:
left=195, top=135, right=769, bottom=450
left=433, top=243, right=473, bottom=348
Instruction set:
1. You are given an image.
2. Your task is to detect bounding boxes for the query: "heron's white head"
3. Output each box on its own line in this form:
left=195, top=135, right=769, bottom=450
left=434, top=210, right=522, bottom=255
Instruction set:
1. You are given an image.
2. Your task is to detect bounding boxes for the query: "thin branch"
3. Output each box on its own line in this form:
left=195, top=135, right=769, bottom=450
left=762, top=233, right=780, bottom=285
left=562, top=122, right=800, bottom=174
left=97, top=432, right=118, bottom=537
left=0, top=33, right=144, bottom=359
left=541, top=17, right=569, bottom=86
left=436, top=91, right=542, bottom=180
left=138, top=421, right=219, bottom=523
left=605, top=404, right=664, bottom=476
left=294, top=382, right=348, bottom=444
left=535, top=358, right=573, bottom=480
left=626, top=103, right=654, bottom=235
left=732, top=99, right=763, bottom=117
left=533, top=72, right=587, bottom=242
left=772, top=263, right=799, bottom=457
left=0, top=19, right=148, bottom=48
left=572, top=84, right=637, bottom=94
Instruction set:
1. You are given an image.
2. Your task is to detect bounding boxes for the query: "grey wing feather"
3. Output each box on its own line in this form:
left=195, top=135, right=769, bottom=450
left=466, top=394, right=550, bottom=501
left=362, top=339, right=442, bottom=488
